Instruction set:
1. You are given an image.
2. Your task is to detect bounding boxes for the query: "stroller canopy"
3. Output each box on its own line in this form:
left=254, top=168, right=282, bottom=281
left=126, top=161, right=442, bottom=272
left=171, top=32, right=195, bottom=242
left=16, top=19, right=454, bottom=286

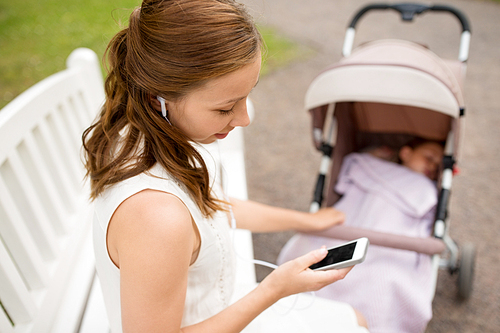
left=305, top=39, right=465, bottom=119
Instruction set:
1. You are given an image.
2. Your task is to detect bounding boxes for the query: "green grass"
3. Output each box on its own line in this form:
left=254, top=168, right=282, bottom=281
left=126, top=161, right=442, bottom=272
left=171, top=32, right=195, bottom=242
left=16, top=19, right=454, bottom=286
left=0, top=0, right=137, bottom=108
left=0, top=0, right=310, bottom=109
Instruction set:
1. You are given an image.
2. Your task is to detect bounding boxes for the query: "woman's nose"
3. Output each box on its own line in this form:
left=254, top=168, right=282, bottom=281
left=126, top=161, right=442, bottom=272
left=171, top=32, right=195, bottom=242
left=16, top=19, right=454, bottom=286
left=231, top=101, right=251, bottom=128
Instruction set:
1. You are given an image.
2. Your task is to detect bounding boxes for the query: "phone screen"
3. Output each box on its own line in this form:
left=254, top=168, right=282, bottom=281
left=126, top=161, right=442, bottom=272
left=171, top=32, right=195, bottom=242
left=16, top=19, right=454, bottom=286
left=309, top=242, right=356, bottom=270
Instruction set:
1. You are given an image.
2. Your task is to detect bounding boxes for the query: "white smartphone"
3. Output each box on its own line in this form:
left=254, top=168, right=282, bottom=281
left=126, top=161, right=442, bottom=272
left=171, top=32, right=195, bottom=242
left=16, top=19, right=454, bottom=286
left=309, top=237, right=369, bottom=271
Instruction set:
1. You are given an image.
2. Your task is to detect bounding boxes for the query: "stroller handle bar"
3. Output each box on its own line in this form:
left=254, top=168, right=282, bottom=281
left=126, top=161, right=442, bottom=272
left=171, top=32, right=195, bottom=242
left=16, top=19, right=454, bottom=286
left=347, top=3, right=470, bottom=31
left=306, top=225, right=446, bottom=256
left=342, top=3, right=471, bottom=61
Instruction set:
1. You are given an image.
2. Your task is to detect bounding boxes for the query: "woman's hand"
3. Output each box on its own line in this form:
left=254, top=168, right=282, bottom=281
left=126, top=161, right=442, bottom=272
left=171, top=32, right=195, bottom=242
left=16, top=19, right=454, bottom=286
left=297, top=207, right=345, bottom=232
left=260, top=247, right=352, bottom=300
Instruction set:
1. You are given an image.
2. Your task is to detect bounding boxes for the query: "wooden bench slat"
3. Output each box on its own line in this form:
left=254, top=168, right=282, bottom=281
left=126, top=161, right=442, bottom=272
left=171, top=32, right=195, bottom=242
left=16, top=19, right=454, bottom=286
left=43, top=215, right=95, bottom=333
left=0, top=237, right=37, bottom=324
left=0, top=310, right=15, bottom=333
left=0, top=176, right=49, bottom=290
left=56, top=100, right=83, bottom=154
left=36, top=120, right=80, bottom=209
left=70, top=91, right=94, bottom=130
left=5, top=151, right=59, bottom=260
left=26, top=206, right=92, bottom=332
left=45, top=111, right=84, bottom=190
left=21, top=134, right=68, bottom=234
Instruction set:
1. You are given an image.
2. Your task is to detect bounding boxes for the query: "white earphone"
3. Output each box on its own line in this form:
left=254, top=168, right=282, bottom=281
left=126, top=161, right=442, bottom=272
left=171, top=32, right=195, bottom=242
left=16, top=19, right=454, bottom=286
left=156, top=96, right=172, bottom=125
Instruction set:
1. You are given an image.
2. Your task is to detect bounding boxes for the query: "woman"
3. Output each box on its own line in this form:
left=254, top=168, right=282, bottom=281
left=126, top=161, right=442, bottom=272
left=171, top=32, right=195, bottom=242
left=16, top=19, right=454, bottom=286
left=83, top=0, right=369, bottom=332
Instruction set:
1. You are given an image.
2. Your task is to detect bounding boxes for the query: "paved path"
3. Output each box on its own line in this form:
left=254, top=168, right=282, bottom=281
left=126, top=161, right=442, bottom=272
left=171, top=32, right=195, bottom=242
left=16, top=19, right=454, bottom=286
left=240, top=0, right=500, bottom=331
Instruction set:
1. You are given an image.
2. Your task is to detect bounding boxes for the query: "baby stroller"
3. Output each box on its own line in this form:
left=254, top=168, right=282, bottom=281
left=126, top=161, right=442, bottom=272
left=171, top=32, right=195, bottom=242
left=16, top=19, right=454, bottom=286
left=307, top=2, right=474, bottom=298
left=280, top=3, right=475, bottom=331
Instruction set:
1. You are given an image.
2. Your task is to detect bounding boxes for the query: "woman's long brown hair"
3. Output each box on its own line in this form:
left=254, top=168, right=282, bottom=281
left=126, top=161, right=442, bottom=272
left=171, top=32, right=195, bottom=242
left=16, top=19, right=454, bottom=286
left=82, top=0, right=262, bottom=217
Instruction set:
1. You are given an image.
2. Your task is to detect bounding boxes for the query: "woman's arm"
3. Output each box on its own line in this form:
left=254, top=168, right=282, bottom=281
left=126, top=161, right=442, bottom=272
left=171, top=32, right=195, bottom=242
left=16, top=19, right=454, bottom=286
left=183, top=249, right=351, bottom=333
left=109, top=190, right=350, bottom=333
left=229, top=197, right=345, bottom=233
left=108, top=190, right=196, bottom=332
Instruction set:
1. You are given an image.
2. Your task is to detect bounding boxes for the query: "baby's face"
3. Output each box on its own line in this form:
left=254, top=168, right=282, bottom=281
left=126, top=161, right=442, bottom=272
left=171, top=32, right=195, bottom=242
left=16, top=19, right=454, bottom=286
left=400, top=142, right=444, bottom=180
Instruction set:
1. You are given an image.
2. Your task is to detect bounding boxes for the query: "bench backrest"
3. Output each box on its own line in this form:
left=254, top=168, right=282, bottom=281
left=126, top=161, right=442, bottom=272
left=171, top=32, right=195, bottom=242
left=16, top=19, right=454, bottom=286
left=0, top=48, right=105, bottom=333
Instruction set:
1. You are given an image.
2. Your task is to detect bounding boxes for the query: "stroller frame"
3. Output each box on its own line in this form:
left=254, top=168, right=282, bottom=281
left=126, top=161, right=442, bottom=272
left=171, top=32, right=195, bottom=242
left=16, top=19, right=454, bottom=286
left=306, top=3, right=475, bottom=300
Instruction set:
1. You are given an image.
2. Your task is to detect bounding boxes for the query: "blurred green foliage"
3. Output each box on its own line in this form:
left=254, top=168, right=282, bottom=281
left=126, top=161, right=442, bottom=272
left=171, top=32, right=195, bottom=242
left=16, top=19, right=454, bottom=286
left=0, top=0, right=137, bottom=108
left=258, top=25, right=313, bottom=76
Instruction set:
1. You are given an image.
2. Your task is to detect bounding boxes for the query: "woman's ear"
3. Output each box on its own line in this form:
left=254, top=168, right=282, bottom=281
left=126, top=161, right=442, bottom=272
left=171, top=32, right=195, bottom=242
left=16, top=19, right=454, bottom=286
left=150, top=95, right=162, bottom=112
left=399, top=146, right=413, bottom=164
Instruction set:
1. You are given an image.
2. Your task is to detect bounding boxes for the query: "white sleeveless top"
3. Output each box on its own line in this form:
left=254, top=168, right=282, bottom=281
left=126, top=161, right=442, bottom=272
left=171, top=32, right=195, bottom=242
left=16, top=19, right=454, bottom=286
left=93, top=163, right=235, bottom=332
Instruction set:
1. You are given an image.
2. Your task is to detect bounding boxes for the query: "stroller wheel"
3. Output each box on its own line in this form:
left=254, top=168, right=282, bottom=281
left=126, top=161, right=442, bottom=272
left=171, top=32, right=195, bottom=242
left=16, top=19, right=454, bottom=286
left=457, top=243, right=476, bottom=300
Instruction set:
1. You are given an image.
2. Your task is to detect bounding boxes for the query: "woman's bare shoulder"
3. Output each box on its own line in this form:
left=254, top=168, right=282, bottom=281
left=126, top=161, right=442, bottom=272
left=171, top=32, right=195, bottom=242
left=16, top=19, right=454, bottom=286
left=107, top=189, right=195, bottom=269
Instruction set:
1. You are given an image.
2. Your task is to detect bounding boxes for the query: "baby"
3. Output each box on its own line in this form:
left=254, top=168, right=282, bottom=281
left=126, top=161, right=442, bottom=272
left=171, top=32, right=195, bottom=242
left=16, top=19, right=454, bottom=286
left=364, top=138, right=444, bottom=180
left=398, top=138, right=444, bottom=180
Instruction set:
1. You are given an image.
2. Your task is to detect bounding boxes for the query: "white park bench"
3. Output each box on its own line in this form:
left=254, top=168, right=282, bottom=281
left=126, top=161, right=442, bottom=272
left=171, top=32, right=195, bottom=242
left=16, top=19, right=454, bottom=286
left=0, top=48, right=257, bottom=333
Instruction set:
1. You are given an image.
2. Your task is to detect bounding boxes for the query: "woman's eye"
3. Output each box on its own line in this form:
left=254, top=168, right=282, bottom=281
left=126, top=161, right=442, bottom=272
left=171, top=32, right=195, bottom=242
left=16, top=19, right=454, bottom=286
left=218, top=106, right=235, bottom=115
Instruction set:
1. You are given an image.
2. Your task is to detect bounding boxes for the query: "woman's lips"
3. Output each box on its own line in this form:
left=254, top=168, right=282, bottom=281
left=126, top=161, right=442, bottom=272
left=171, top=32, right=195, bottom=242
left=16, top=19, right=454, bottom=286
left=215, top=132, right=229, bottom=139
